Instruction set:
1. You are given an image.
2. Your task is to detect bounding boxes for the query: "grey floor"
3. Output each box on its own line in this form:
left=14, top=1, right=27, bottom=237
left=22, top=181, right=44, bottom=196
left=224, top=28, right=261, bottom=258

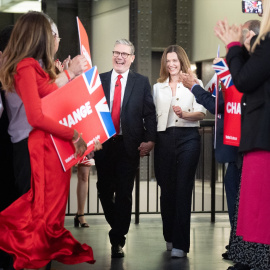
left=52, top=213, right=233, bottom=270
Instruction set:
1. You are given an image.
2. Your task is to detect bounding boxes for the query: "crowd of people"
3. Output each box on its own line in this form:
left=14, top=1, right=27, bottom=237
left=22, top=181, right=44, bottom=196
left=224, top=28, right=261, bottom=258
left=0, top=0, right=270, bottom=269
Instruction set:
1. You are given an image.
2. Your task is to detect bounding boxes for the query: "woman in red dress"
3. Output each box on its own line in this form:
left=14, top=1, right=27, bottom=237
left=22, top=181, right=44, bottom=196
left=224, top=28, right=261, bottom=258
left=0, top=11, right=95, bottom=270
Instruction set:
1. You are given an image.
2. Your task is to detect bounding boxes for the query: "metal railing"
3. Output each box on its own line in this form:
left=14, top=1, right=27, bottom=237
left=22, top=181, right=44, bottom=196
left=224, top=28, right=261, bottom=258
left=66, top=120, right=227, bottom=223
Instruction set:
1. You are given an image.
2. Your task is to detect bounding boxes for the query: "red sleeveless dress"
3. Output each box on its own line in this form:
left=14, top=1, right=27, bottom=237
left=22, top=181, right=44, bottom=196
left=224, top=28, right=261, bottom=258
left=0, top=58, right=95, bottom=269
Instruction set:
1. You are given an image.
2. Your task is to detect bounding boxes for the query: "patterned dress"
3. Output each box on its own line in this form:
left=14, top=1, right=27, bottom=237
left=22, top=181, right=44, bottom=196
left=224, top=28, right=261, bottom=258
left=227, top=170, right=270, bottom=269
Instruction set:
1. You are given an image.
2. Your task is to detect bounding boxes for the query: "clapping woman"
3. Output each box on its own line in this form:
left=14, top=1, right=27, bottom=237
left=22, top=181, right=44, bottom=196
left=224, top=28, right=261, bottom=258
left=215, top=1, right=270, bottom=269
left=0, top=11, right=95, bottom=270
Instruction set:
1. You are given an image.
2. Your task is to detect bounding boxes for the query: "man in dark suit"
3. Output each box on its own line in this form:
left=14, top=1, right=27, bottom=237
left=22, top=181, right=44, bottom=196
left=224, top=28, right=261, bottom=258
left=94, top=39, right=156, bottom=258
left=181, top=19, right=260, bottom=228
left=186, top=79, right=240, bottom=224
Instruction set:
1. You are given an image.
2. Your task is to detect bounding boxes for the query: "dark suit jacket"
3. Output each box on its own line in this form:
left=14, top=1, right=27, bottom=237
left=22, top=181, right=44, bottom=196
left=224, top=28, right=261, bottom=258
left=226, top=32, right=270, bottom=153
left=96, top=70, right=157, bottom=158
left=192, top=85, right=238, bottom=163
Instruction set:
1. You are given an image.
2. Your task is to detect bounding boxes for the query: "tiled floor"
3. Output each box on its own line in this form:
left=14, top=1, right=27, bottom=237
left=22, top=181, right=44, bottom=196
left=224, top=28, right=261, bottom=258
left=52, top=213, right=233, bottom=270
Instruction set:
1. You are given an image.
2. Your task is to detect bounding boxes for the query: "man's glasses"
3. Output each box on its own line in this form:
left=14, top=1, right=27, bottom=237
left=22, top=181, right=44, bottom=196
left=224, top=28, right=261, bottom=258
left=112, top=51, right=132, bottom=59
left=52, top=31, right=61, bottom=42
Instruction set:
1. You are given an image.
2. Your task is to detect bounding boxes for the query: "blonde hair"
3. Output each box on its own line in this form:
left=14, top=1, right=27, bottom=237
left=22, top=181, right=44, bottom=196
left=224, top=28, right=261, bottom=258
left=157, top=45, right=191, bottom=83
left=0, top=11, right=56, bottom=92
left=251, top=0, right=270, bottom=52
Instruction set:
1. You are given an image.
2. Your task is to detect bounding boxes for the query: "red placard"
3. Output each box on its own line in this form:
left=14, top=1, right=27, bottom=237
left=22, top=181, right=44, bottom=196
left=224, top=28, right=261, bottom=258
left=213, top=59, right=242, bottom=146
left=77, top=17, right=92, bottom=71
left=223, top=84, right=243, bottom=146
left=42, top=67, right=116, bottom=171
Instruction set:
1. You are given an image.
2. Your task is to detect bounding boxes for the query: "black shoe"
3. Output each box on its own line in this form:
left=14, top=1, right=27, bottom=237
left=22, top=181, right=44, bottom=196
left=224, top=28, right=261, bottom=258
left=227, top=263, right=251, bottom=270
left=74, top=213, right=89, bottom=228
left=111, top=245, right=124, bottom=258
left=222, top=251, right=231, bottom=260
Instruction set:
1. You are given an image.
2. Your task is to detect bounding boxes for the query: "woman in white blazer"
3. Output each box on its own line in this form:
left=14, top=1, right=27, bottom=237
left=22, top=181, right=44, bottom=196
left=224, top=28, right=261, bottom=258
left=153, top=45, right=206, bottom=258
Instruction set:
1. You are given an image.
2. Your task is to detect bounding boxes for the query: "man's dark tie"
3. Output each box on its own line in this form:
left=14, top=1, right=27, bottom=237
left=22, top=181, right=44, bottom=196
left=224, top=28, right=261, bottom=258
left=111, top=74, right=122, bottom=134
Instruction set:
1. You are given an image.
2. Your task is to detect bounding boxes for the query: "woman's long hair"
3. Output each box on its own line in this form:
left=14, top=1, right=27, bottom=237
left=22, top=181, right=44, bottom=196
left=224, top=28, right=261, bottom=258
left=0, top=11, right=56, bottom=92
left=251, top=0, right=270, bottom=52
left=157, top=45, right=191, bottom=83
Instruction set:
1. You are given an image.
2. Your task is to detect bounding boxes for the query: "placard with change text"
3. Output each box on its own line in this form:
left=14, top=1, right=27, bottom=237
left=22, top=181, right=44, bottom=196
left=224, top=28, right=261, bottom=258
left=42, top=66, right=116, bottom=171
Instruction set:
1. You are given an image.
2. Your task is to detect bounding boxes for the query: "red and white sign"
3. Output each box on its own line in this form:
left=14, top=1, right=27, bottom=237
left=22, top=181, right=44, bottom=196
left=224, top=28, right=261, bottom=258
left=223, top=85, right=242, bottom=146
left=77, top=17, right=92, bottom=71
left=213, top=60, right=242, bottom=147
left=42, top=67, right=116, bottom=171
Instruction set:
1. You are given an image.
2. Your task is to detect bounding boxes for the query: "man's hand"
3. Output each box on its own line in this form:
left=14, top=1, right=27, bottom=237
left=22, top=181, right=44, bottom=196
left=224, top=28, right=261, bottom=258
left=138, top=141, right=155, bottom=157
left=244, top=30, right=256, bottom=52
left=93, top=139, right=103, bottom=151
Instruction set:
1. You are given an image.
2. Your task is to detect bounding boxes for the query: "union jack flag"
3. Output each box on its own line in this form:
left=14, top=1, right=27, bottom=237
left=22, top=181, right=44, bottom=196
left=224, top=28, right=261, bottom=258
left=83, top=66, right=100, bottom=94
left=83, top=66, right=116, bottom=139
left=212, top=59, right=233, bottom=89
left=204, top=73, right=217, bottom=97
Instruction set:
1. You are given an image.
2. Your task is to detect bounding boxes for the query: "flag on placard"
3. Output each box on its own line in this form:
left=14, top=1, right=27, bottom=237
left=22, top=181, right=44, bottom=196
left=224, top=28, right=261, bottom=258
left=83, top=67, right=115, bottom=138
left=42, top=66, right=115, bottom=171
left=77, top=17, right=92, bottom=71
left=213, top=59, right=233, bottom=88
left=212, top=60, right=242, bottom=147
left=204, top=73, right=217, bottom=96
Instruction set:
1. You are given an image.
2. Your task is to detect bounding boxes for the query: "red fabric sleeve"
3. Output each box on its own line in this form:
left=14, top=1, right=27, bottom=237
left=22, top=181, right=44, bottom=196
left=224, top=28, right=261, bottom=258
left=14, top=61, right=74, bottom=141
left=226, top=42, right=242, bottom=50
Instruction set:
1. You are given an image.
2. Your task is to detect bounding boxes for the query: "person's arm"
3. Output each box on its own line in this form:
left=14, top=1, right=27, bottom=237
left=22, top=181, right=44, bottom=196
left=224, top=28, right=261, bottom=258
left=138, top=77, right=157, bottom=157
left=215, top=19, right=270, bottom=93
left=192, top=85, right=224, bottom=114
left=55, top=55, right=88, bottom=88
left=15, top=64, right=87, bottom=157
left=226, top=36, right=270, bottom=93
left=172, top=105, right=205, bottom=121
left=142, top=77, right=157, bottom=143
left=15, top=64, right=74, bottom=140
left=181, top=69, right=224, bottom=114
left=182, top=111, right=205, bottom=121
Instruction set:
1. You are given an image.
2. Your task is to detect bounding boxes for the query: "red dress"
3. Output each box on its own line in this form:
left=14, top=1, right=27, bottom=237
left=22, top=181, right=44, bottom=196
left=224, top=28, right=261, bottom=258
left=0, top=58, right=95, bottom=269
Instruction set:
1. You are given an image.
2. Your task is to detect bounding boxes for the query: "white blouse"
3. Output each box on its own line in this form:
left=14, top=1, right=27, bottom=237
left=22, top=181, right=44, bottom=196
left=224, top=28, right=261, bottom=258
left=153, top=78, right=206, bottom=131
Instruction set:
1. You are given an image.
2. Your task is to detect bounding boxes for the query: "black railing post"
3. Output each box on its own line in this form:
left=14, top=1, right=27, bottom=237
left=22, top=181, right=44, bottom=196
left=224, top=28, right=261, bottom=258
left=211, top=126, right=216, bottom=223
left=135, top=166, right=140, bottom=224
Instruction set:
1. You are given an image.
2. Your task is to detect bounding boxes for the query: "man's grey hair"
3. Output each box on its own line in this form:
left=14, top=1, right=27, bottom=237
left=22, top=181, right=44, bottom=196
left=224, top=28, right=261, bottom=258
left=245, top=20, right=261, bottom=35
left=114, top=39, right=135, bottom=55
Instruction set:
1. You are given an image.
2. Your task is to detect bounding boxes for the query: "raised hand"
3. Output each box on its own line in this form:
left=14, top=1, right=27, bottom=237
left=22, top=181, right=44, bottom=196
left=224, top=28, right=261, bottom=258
left=214, top=18, right=242, bottom=46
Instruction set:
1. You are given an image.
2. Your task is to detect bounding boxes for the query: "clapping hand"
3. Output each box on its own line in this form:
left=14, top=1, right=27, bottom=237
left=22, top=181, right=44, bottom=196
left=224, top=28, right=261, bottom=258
left=214, top=18, right=242, bottom=46
left=54, top=59, right=64, bottom=73
left=62, top=55, right=71, bottom=70
left=180, top=69, right=199, bottom=90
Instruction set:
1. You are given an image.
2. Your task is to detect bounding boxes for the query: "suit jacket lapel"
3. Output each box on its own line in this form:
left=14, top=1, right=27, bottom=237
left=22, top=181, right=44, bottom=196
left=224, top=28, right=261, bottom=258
left=101, top=71, right=112, bottom=109
left=122, top=70, right=135, bottom=109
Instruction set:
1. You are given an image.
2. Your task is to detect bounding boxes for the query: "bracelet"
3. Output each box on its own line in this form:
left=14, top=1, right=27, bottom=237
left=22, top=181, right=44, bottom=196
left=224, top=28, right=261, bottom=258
left=72, top=134, right=80, bottom=144
left=64, top=70, right=71, bottom=81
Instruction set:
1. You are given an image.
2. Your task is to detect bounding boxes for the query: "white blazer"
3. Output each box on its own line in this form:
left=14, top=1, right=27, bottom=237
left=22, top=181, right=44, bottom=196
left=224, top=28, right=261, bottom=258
left=153, top=78, right=206, bottom=131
